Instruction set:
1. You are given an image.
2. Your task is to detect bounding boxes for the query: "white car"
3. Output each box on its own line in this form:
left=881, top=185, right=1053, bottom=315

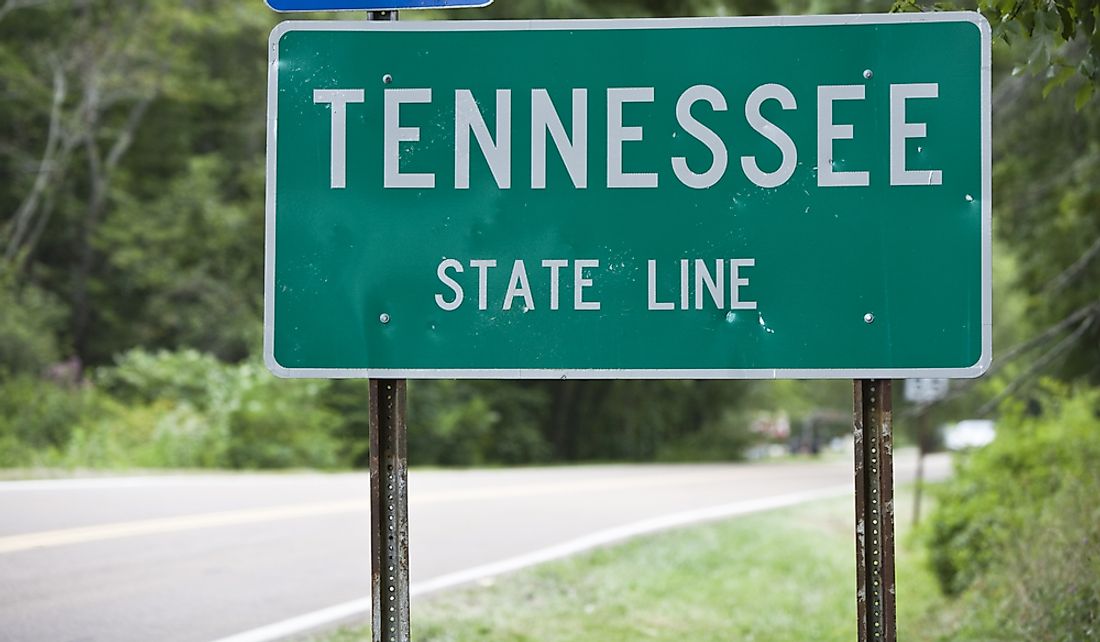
left=943, top=420, right=996, bottom=450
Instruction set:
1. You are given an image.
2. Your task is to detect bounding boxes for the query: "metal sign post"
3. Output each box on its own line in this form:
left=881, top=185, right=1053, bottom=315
left=365, top=15, right=410, bottom=642
left=369, top=378, right=410, bottom=642
left=854, top=379, right=896, bottom=642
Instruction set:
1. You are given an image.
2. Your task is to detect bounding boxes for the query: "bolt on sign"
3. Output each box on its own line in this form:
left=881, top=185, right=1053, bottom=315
left=264, top=14, right=992, bottom=379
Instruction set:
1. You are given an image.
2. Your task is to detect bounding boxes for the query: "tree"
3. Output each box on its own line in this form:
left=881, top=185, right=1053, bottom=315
left=893, top=0, right=1099, bottom=100
left=986, top=75, right=1100, bottom=387
left=0, top=1, right=276, bottom=367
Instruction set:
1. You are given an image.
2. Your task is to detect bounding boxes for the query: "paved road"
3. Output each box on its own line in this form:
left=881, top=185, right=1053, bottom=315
left=0, top=451, right=949, bottom=642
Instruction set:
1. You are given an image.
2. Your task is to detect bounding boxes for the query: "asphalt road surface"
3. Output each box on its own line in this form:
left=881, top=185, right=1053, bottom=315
left=0, top=451, right=949, bottom=642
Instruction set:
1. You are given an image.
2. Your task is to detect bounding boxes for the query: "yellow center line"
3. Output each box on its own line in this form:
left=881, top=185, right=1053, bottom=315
left=0, top=500, right=370, bottom=554
left=0, top=471, right=738, bottom=555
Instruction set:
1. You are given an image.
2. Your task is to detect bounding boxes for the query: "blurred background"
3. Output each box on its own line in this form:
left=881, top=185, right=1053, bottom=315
left=0, top=1, right=1098, bottom=641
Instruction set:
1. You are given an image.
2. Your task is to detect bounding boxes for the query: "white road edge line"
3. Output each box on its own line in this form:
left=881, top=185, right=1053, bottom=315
left=209, top=484, right=852, bottom=642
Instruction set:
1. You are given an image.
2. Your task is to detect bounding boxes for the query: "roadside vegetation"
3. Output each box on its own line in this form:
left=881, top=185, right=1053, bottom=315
left=318, top=490, right=945, bottom=642
left=922, top=384, right=1100, bottom=641
left=0, top=347, right=850, bottom=470
left=320, top=432, right=1100, bottom=642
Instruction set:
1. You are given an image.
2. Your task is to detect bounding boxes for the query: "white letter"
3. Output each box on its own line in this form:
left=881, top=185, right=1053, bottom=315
left=503, top=260, right=534, bottom=311
left=671, top=85, right=729, bottom=189
left=730, top=259, right=757, bottom=310
left=694, top=259, right=724, bottom=309
left=314, top=89, right=364, bottom=189
left=890, top=83, right=943, bottom=186
left=741, top=84, right=798, bottom=189
left=680, top=259, right=690, bottom=310
left=384, top=88, right=435, bottom=189
left=532, top=89, right=588, bottom=189
left=607, top=87, right=658, bottom=188
left=470, top=259, right=497, bottom=311
left=574, top=260, right=600, bottom=311
left=817, top=85, right=869, bottom=187
left=648, top=260, right=674, bottom=311
left=542, top=260, right=568, bottom=311
left=456, top=89, right=512, bottom=189
left=434, top=259, right=464, bottom=311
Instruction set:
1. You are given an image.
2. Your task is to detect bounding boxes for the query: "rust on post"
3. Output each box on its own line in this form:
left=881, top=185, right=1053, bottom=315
left=854, top=379, right=896, bottom=642
left=370, top=379, right=410, bottom=642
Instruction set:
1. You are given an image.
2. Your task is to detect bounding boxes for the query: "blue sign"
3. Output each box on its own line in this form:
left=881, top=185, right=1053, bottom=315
left=266, top=0, right=492, bottom=10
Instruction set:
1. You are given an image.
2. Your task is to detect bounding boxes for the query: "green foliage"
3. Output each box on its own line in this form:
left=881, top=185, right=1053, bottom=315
left=893, top=0, right=1100, bottom=96
left=0, top=2, right=274, bottom=365
left=990, top=74, right=1100, bottom=384
left=95, top=349, right=343, bottom=469
left=102, top=155, right=263, bottom=362
left=97, top=348, right=232, bottom=407
left=61, top=398, right=181, bottom=469
left=926, top=383, right=1100, bottom=595
left=656, top=408, right=757, bottom=461
left=408, top=381, right=499, bottom=467
left=991, top=0, right=1100, bottom=97
left=319, top=380, right=374, bottom=468
left=407, top=381, right=554, bottom=467
left=406, top=380, right=755, bottom=466
left=536, top=381, right=755, bottom=462
left=222, top=363, right=342, bottom=468
left=0, top=271, right=66, bottom=377
left=931, top=477, right=1100, bottom=641
left=0, top=350, right=345, bottom=470
left=477, top=384, right=553, bottom=464
left=746, top=380, right=851, bottom=420
left=0, top=375, right=88, bottom=466
left=0, top=353, right=762, bottom=471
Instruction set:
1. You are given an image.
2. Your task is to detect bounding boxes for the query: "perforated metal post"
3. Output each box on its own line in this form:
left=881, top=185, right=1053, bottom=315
left=854, top=379, right=896, bottom=642
left=365, top=8, right=407, bottom=642
left=369, top=379, right=410, bottom=642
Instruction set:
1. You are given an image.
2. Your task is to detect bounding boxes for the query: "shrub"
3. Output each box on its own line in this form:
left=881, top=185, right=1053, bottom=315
left=476, top=383, right=551, bottom=465
left=319, top=379, right=373, bottom=468
left=0, top=375, right=88, bottom=466
left=62, top=399, right=166, bottom=469
left=149, top=402, right=230, bottom=468
left=96, top=348, right=231, bottom=408
left=927, top=383, right=1100, bottom=596
left=656, top=408, right=756, bottom=462
left=928, top=472, right=1100, bottom=642
left=91, top=350, right=344, bottom=469
left=987, top=477, right=1100, bottom=642
left=408, top=380, right=499, bottom=467
left=0, top=273, right=66, bottom=378
left=218, top=362, right=342, bottom=469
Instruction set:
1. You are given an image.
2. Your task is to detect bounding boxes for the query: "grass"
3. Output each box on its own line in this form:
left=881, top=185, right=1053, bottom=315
left=318, top=487, right=948, bottom=642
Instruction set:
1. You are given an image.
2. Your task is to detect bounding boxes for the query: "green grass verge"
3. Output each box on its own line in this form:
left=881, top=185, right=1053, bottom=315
left=318, top=488, right=947, bottom=642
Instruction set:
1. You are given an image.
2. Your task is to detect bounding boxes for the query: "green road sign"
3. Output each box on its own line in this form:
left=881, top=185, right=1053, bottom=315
left=265, top=14, right=992, bottom=379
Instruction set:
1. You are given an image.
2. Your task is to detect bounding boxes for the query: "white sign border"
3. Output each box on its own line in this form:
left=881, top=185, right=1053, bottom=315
left=264, top=12, right=993, bottom=380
